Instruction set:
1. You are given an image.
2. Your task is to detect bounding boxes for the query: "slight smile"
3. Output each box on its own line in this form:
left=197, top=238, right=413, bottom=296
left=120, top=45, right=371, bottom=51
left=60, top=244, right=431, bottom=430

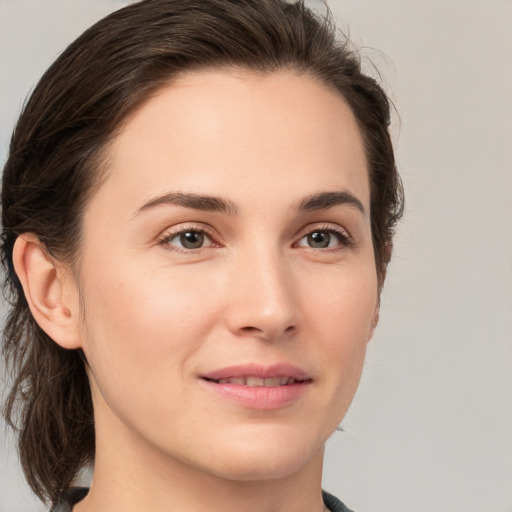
left=200, top=364, right=313, bottom=410
left=206, top=376, right=305, bottom=386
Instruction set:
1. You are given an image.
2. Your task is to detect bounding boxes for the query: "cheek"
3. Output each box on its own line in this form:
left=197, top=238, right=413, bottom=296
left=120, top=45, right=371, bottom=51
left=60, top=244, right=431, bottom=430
left=304, top=261, right=377, bottom=384
left=304, top=258, right=378, bottom=335
left=78, top=259, right=221, bottom=389
left=77, top=264, right=226, bottom=438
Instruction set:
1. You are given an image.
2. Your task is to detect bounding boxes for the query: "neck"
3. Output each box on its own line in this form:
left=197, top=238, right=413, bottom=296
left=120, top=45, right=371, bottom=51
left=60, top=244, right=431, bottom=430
left=75, top=404, right=327, bottom=512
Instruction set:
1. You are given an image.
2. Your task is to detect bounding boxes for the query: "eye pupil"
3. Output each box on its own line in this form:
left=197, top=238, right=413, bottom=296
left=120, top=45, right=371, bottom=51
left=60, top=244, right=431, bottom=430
left=180, top=231, right=204, bottom=249
left=308, top=231, right=330, bottom=248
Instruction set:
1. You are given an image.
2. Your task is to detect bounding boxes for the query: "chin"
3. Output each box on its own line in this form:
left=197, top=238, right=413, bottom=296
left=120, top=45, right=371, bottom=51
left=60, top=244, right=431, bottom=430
left=193, top=428, right=325, bottom=482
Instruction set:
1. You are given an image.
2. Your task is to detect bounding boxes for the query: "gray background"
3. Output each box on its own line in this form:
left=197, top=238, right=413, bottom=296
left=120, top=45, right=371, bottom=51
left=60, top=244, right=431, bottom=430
left=1, top=1, right=511, bottom=511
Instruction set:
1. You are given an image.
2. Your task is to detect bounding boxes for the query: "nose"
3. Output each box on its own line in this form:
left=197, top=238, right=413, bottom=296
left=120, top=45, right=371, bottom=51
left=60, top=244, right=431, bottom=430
left=224, top=249, right=300, bottom=341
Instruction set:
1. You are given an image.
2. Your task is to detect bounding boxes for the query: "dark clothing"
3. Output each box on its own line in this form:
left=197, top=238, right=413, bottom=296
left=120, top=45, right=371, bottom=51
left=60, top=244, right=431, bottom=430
left=50, top=488, right=88, bottom=512
left=322, top=490, right=355, bottom=512
left=50, top=487, right=354, bottom=512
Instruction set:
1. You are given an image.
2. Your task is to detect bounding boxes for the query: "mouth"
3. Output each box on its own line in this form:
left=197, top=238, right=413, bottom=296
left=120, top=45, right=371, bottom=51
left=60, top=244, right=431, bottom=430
left=203, top=376, right=310, bottom=387
left=201, top=363, right=312, bottom=386
left=200, top=364, right=312, bottom=409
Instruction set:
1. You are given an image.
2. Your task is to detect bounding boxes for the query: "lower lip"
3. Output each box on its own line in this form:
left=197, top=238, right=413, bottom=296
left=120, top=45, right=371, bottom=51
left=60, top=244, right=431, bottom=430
left=200, top=379, right=311, bottom=410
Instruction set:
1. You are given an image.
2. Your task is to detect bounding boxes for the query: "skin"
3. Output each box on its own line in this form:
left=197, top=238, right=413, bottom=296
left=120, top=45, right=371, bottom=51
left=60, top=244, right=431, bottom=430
left=15, top=69, right=379, bottom=512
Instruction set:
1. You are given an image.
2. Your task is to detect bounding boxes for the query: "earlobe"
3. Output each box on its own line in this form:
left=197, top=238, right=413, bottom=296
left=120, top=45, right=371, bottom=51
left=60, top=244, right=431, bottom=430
left=367, top=305, right=380, bottom=342
left=12, top=234, right=82, bottom=349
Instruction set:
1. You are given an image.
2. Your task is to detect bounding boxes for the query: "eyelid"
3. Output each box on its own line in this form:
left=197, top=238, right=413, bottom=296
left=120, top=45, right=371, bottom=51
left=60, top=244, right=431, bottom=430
left=156, top=223, right=221, bottom=251
left=293, top=223, right=353, bottom=249
left=155, top=221, right=352, bottom=252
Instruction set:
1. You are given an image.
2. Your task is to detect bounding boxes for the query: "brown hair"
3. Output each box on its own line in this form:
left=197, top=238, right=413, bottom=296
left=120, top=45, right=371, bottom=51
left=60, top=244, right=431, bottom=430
left=1, top=0, right=403, bottom=505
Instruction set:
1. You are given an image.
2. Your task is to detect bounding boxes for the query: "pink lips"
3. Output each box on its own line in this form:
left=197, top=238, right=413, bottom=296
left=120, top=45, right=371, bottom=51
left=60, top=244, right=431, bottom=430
left=200, top=363, right=312, bottom=410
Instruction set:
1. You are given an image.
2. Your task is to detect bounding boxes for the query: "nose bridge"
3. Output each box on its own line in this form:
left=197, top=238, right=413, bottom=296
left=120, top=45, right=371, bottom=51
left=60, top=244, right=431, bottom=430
left=226, top=239, right=299, bottom=339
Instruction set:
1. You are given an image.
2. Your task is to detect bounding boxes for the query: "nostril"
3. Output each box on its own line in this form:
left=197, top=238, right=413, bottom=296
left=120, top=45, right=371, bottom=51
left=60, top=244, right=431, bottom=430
left=284, top=325, right=296, bottom=335
left=240, top=326, right=260, bottom=334
left=238, top=324, right=297, bottom=339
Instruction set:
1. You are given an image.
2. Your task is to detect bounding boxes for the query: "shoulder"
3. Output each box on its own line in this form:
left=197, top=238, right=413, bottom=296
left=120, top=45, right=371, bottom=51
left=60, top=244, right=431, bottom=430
left=322, top=490, right=356, bottom=512
left=50, top=488, right=89, bottom=512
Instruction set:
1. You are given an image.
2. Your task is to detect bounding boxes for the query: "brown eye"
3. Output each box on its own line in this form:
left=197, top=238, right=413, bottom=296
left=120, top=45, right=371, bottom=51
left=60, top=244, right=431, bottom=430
left=307, top=231, right=332, bottom=248
left=296, top=229, right=348, bottom=250
left=162, top=229, right=216, bottom=250
left=179, top=231, right=205, bottom=249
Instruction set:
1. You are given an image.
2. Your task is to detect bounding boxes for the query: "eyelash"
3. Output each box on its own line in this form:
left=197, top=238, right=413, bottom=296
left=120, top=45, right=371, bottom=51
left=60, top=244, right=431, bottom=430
left=157, top=223, right=352, bottom=252
left=294, top=224, right=352, bottom=251
left=157, top=224, right=219, bottom=253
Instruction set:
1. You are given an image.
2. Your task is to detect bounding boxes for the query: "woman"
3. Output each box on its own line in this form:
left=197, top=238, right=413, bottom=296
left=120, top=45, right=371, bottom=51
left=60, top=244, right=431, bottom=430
left=1, top=1, right=403, bottom=511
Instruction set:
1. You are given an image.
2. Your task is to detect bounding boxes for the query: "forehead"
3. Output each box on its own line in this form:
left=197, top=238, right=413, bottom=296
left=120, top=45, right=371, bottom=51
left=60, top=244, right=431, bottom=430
left=90, top=69, right=369, bottom=217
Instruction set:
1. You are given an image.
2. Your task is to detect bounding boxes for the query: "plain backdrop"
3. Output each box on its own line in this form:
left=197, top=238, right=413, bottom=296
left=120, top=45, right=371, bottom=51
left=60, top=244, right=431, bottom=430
left=1, top=1, right=511, bottom=511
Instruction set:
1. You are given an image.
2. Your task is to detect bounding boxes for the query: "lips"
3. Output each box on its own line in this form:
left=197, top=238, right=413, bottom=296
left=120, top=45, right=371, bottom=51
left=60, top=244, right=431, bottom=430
left=200, top=364, right=312, bottom=409
left=210, top=376, right=304, bottom=386
left=201, top=363, right=311, bottom=385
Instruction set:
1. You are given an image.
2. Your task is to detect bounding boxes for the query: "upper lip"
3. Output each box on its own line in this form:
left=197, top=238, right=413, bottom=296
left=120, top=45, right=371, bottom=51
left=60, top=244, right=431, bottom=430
left=201, top=363, right=311, bottom=382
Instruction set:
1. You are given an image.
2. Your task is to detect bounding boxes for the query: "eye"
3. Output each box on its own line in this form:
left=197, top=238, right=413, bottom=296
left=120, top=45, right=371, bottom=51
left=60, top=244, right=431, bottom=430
left=295, top=228, right=350, bottom=250
left=159, top=228, right=217, bottom=251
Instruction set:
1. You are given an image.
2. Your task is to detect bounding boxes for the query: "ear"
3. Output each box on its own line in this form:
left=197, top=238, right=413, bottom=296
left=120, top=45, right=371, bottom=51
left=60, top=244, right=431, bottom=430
left=12, top=234, right=82, bottom=349
left=367, top=303, right=380, bottom=342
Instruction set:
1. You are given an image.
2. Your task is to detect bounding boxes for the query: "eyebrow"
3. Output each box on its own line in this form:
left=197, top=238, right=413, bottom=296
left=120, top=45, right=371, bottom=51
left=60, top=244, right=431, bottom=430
left=297, top=191, right=366, bottom=215
left=135, top=192, right=239, bottom=216
left=134, top=189, right=366, bottom=218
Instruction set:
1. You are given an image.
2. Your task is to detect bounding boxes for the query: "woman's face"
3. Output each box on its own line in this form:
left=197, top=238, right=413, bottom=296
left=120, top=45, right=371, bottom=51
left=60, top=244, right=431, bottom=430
left=74, top=69, right=378, bottom=481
